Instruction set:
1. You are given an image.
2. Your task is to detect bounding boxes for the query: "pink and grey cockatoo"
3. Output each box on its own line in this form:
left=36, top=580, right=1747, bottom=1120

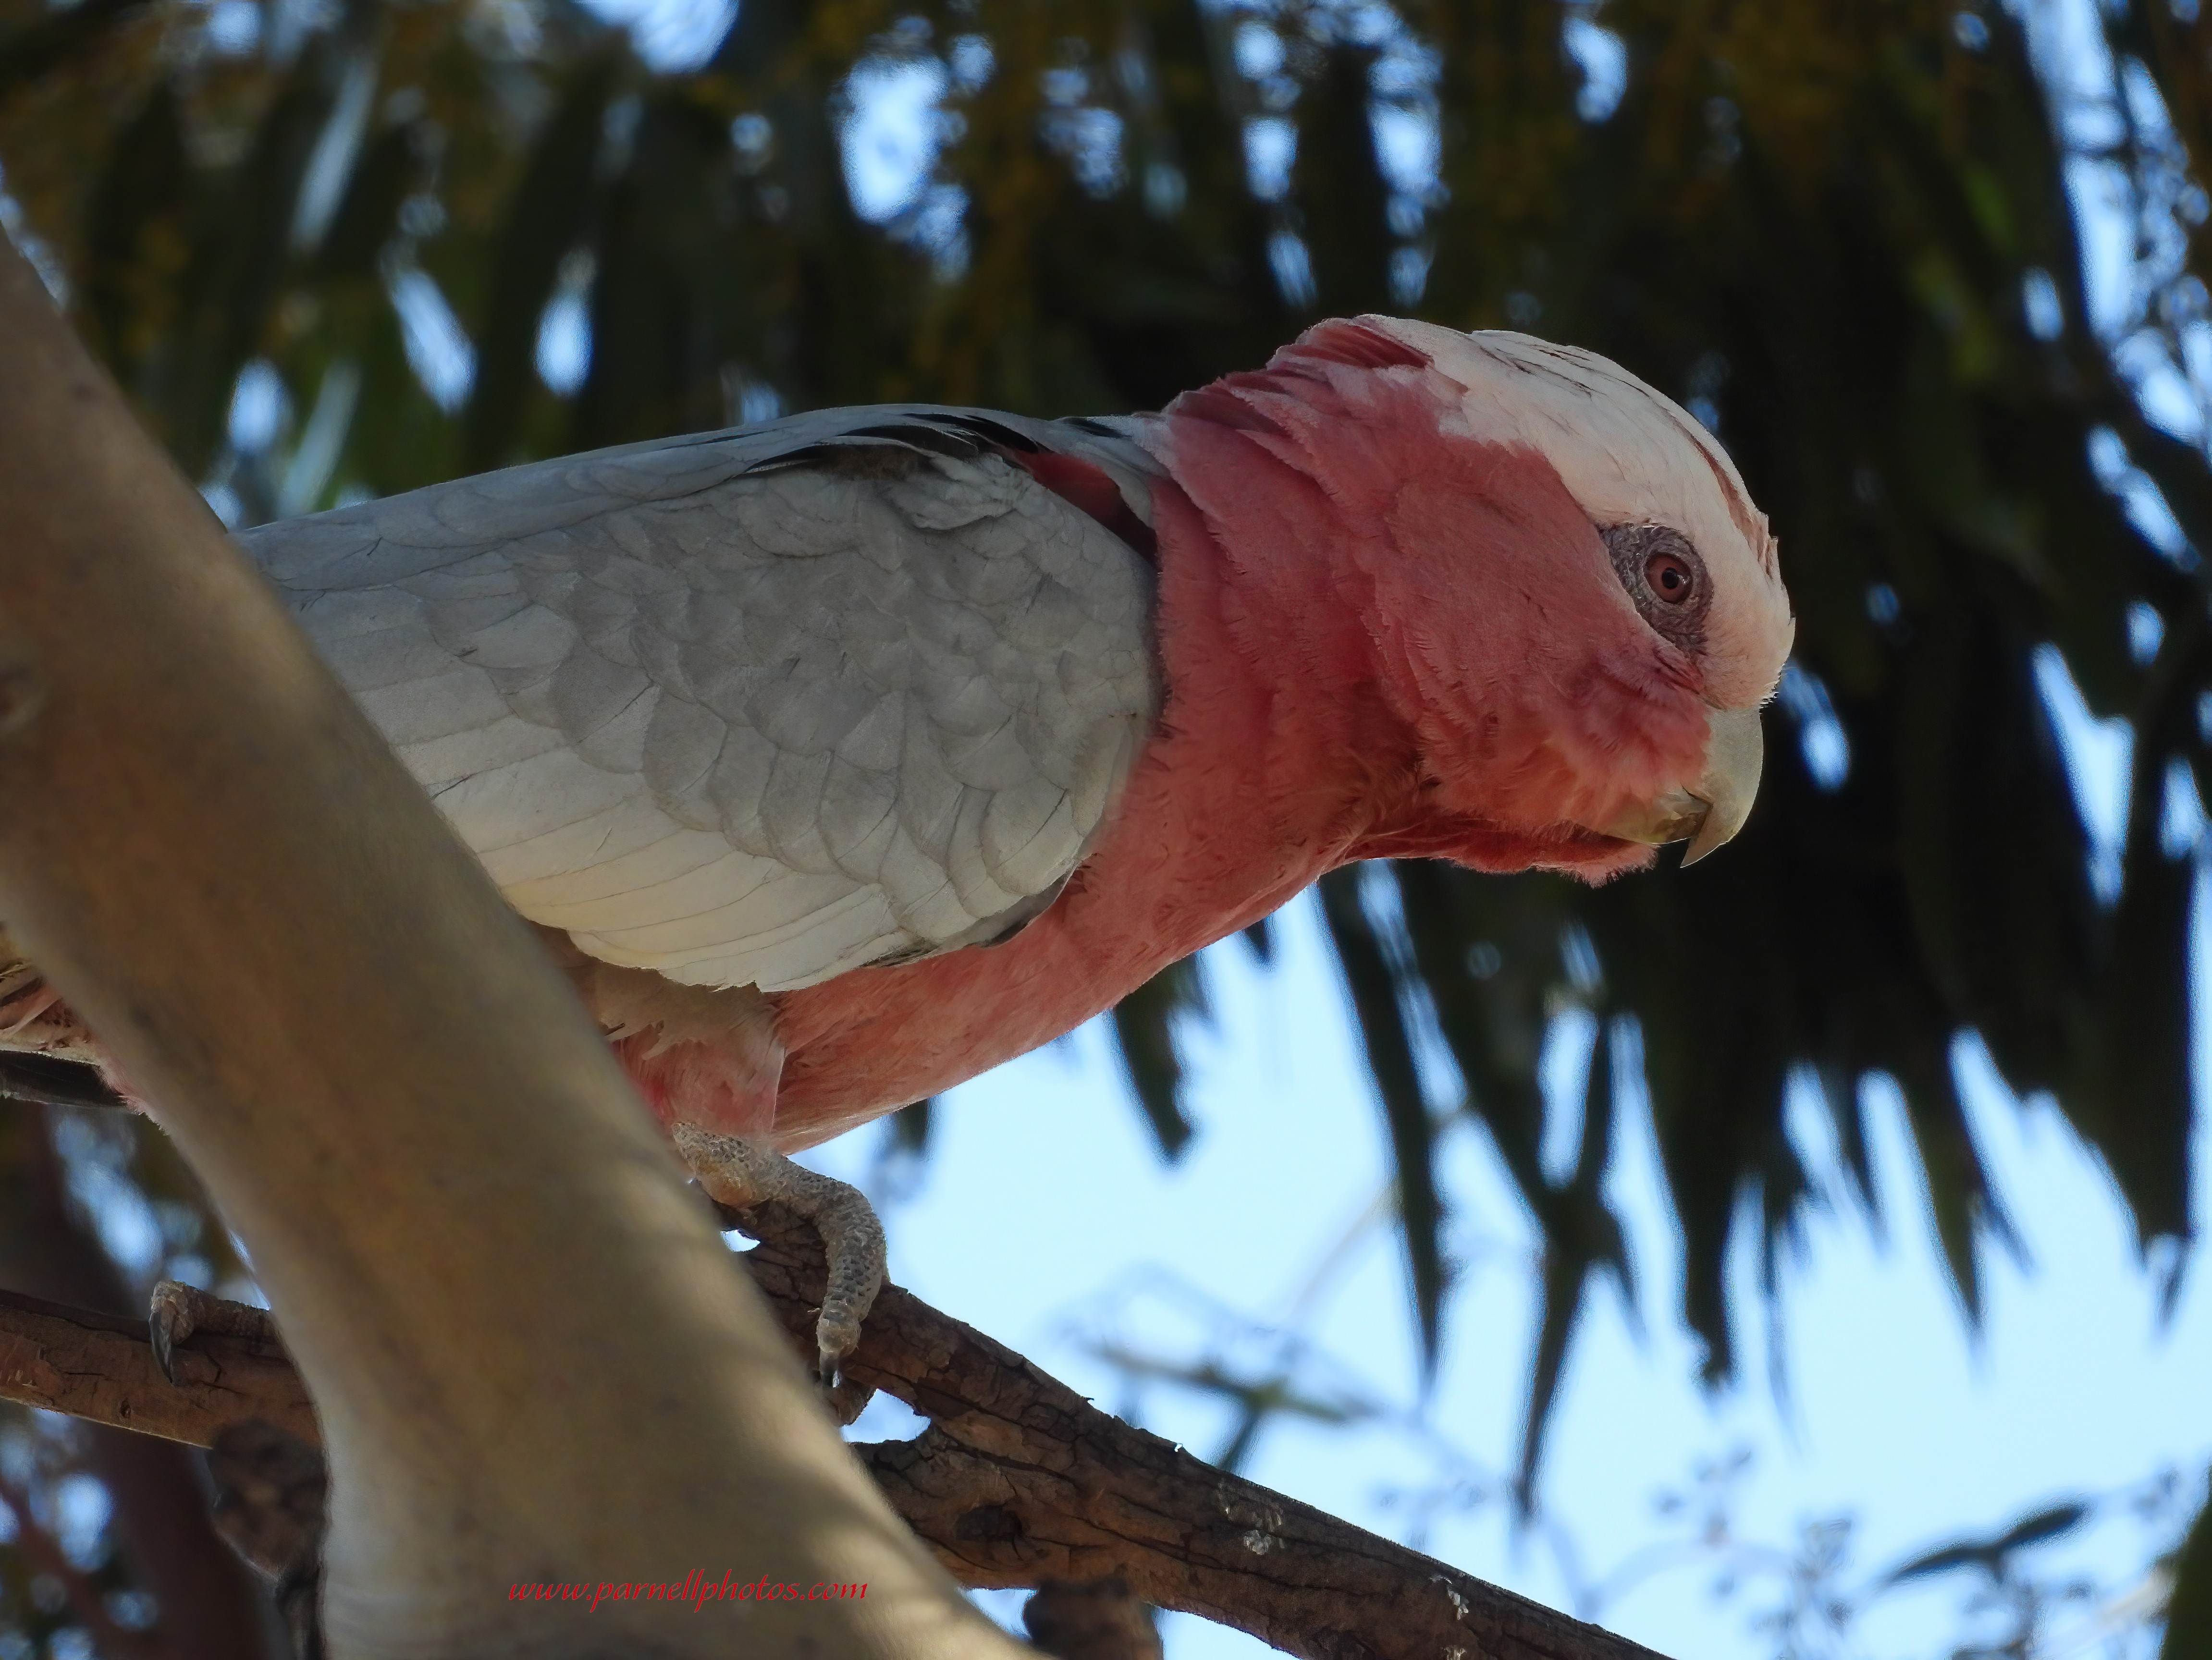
left=0, top=317, right=1791, bottom=1380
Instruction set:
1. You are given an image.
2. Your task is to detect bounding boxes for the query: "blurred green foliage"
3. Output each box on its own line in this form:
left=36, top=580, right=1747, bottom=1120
left=0, top=0, right=2204, bottom=1520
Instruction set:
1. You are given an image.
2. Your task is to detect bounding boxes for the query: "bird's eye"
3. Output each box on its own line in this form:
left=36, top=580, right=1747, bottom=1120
left=1600, top=522, right=1710, bottom=653
left=1645, top=550, right=1696, bottom=604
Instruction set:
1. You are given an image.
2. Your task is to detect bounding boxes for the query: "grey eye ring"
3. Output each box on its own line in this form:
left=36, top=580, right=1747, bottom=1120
left=1602, top=523, right=1709, bottom=651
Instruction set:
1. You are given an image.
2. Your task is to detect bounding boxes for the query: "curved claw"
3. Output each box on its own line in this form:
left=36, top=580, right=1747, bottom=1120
left=148, top=1280, right=198, bottom=1385
left=816, top=1299, right=868, bottom=1391
left=148, top=1280, right=282, bottom=1385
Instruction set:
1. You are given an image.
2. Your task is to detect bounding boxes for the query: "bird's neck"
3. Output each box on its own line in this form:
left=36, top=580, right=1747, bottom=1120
left=1127, top=383, right=1501, bottom=870
left=1148, top=478, right=1424, bottom=856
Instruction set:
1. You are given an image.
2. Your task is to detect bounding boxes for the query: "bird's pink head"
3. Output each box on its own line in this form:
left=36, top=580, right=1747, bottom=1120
left=1151, top=316, right=1794, bottom=880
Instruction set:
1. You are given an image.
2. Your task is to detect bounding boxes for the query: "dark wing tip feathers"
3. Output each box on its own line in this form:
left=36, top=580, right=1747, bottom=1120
left=843, top=422, right=991, bottom=460
left=926, top=412, right=1049, bottom=453
left=741, top=411, right=1160, bottom=564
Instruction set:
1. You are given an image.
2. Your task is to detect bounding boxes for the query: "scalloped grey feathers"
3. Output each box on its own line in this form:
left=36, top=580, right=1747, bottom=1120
left=241, top=409, right=1163, bottom=992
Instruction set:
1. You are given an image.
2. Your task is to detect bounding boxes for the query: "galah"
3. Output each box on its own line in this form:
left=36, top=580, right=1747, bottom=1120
left=0, top=317, right=1792, bottom=1381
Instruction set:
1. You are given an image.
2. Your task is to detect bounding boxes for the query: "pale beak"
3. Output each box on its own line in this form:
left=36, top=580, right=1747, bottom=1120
left=1599, top=705, right=1765, bottom=866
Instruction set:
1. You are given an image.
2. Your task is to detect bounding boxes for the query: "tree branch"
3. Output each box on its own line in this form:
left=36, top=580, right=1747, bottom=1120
left=749, top=1205, right=1664, bottom=1660
left=0, top=1212, right=1668, bottom=1660
left=0, top=1285, right=313, bottom=1447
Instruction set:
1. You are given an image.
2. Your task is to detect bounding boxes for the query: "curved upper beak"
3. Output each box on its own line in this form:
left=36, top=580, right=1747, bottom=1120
left=1599, top=705, right=1765, bottom=867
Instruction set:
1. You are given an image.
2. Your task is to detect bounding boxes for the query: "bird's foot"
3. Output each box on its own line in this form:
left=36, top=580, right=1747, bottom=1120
left=671, top=1123, right=885, bottom=1412
left=149, top=1279, right=280, bottom=1384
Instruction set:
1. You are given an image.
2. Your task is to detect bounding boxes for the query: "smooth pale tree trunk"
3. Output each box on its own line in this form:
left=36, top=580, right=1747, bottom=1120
left=0, top=232, right=1029, bottom=1660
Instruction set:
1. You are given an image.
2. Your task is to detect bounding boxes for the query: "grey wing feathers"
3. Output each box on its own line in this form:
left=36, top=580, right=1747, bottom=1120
left=244, top=408, right=1161, bottom=992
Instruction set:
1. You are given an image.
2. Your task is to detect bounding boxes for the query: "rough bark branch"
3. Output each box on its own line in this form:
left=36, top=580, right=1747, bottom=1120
left=0, top=1214, right=1667, bottom=1660
left=0, top=1284, right=314, bottom=1446
left=755, top=1206, right=1663, bottom=1660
